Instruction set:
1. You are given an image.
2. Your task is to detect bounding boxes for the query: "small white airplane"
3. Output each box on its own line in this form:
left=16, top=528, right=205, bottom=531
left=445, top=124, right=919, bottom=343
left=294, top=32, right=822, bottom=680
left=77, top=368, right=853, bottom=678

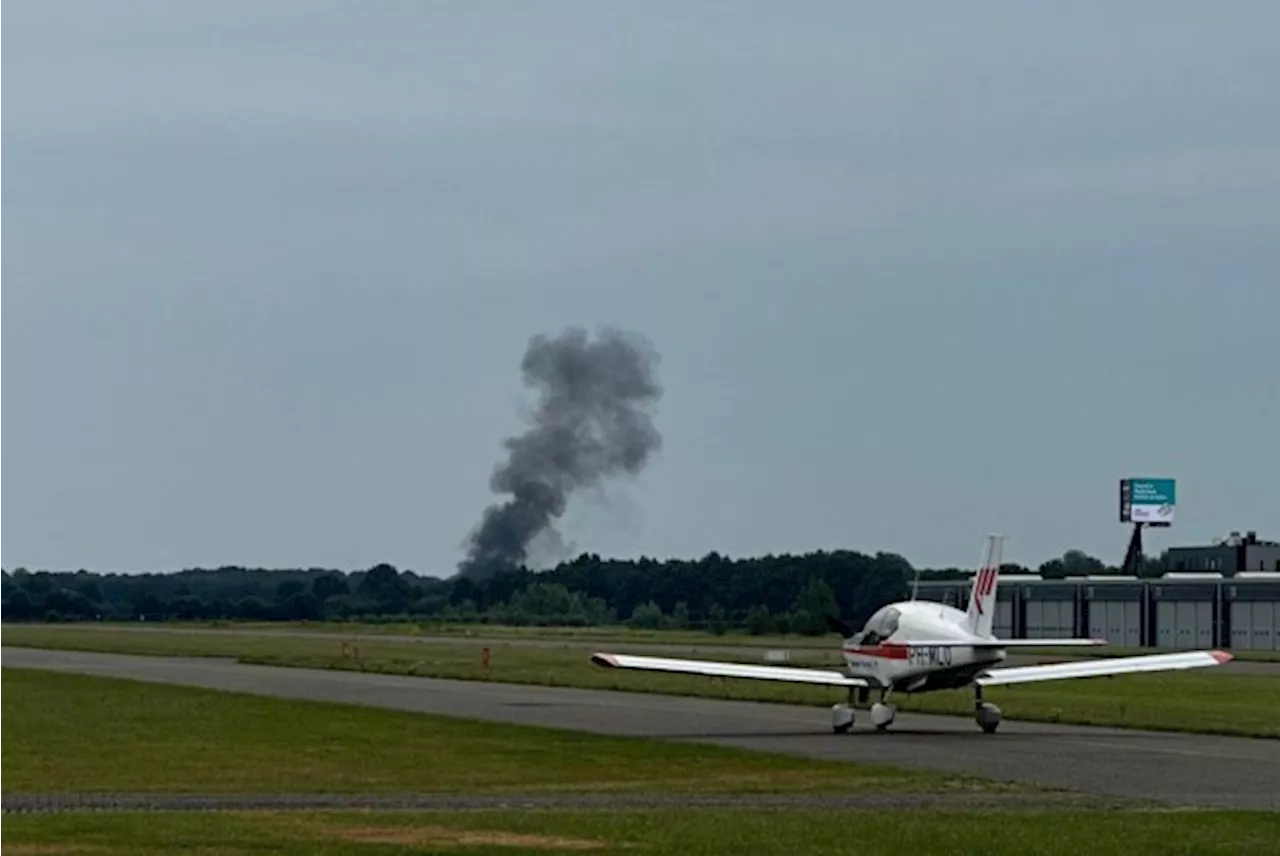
left=591, top=534, right=1233, bottom=734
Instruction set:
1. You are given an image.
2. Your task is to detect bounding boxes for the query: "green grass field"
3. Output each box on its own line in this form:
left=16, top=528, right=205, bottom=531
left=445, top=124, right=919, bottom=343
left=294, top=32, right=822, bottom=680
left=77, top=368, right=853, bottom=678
left=6, top=808, right=1280, bottom=856
left=4, top=667, right=1278, bottom=855
left=229, top=619, right=840, bottom=649
left=0, top=668, right=967, bottom=795
left=6, top=624, right=1279, bottom=737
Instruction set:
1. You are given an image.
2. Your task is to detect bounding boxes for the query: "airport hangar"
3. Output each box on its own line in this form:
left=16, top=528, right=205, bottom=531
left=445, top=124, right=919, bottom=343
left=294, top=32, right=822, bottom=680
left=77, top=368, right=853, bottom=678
left=915, top=531, right=1280, bottom=652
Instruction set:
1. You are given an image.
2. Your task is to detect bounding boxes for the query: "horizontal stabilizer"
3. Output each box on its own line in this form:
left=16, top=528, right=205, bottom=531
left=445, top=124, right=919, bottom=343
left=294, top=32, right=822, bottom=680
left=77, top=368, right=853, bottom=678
left=976, top=650, right=1232, bottom=686
left=888, top=638, right=1106, bottom=648
left=985, top=638, right=1107, bottom=648
left=591, top=652, right=870, bottom=688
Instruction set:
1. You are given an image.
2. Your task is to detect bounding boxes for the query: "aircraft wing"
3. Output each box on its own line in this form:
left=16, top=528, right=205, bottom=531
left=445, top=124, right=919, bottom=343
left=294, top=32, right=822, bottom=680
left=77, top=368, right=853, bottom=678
left=591, top=652, right=871, bottom=687
left=897, top=638, right=1106, bottom=648
left=975, top=650, right=1232, bottom=686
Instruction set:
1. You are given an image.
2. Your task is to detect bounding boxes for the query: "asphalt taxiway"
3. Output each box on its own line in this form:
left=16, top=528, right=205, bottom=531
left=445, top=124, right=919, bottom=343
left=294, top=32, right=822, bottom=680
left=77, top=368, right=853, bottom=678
left=4, top=647, right=1278, bottom=809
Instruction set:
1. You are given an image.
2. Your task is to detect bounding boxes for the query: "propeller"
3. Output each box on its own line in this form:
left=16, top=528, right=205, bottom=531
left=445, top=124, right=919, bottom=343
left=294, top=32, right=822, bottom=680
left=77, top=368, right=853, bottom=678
left=825, top=614, right=856, bottom=638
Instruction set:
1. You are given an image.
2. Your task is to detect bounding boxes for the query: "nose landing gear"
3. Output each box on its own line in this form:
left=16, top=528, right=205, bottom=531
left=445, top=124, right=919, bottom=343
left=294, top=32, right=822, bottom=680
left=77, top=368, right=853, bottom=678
left=833, top=686, right=897, bottom=734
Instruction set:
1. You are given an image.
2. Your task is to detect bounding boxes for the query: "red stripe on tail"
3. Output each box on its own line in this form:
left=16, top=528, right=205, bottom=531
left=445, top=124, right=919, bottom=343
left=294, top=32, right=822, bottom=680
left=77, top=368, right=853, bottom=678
left=973, top=566, right=996, bottom=615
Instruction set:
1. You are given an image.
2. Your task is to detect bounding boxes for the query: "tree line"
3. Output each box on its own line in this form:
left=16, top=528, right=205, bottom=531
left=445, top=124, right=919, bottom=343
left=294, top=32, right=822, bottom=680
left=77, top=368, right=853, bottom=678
left=1, top=545, right=1168, bottom=632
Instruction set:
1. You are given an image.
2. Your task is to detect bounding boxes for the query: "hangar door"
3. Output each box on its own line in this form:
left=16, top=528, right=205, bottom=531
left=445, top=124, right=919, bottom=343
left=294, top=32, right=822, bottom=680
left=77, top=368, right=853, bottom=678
left=1025, top=599, right=1074, bottom=639
left=1229, top=601, right=1276, bottom=651
left=1087, top=600, right=1142, bottom=648
left=1155, top=600, right=1213, bottom=650
left=993, top=599, right=1014, bottom=638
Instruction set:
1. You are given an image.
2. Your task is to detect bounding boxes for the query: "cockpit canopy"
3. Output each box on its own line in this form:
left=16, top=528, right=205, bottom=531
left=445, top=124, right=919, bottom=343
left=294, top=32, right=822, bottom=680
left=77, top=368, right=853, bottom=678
left=854, top=606, right=901, bottom=646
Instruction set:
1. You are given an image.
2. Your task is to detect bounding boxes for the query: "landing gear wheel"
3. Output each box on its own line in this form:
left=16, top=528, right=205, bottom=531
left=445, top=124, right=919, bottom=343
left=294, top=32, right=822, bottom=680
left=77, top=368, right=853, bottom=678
left=831, top=703, right=855, bottom=734
left=975, top=701, right=1002, bottom=735
left=870, top=702, right=897, bottom=732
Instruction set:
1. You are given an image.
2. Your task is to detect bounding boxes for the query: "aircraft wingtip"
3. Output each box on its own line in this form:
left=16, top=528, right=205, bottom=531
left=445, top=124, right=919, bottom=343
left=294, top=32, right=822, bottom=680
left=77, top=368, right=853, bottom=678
left=1210, top=650, right=1234, bottom=665
left=590, top=653, right=619, bottom=668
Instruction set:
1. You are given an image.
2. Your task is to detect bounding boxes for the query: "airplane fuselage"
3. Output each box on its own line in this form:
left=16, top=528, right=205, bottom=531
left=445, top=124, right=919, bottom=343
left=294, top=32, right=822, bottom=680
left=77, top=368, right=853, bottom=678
left=841, top=600, right=1007, bottom=693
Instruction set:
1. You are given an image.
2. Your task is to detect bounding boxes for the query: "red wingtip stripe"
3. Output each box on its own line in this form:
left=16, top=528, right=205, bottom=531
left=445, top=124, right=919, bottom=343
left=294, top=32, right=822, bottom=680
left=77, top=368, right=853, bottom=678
left=1210, top=650, right=1233, bottom=664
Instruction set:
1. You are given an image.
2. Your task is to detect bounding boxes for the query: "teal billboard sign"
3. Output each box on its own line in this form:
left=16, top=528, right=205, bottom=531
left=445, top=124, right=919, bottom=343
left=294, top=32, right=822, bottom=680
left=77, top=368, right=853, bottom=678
left=1119, top=478, right=1176, bottom=525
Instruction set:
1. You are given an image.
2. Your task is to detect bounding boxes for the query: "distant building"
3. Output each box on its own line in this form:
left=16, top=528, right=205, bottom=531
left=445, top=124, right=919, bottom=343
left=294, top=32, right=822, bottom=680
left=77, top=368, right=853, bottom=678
left=1164, top=531, right=1280, bottom=574
left=912, top=530, right=1280, bottom=651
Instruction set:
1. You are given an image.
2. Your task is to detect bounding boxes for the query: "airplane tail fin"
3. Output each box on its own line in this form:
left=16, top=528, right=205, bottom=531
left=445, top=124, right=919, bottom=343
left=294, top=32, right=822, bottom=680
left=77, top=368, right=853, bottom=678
left=965, top=534, right=1003, bottom=638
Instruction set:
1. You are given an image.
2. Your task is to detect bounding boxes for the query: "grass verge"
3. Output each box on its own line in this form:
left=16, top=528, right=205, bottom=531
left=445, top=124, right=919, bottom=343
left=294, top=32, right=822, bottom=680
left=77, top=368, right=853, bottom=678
left=0, top=668, right=983, bottom=796
left=19, top=619, right=845, bottom=650
left=29, top=619, right=1280, bottom=660
left=5, top=808, right=1280, bottom=856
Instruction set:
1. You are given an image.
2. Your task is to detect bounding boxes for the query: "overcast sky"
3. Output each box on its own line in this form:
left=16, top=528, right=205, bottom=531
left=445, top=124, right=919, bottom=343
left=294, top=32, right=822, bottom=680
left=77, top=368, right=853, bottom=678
left=4, top=2, right=1278, bottom=575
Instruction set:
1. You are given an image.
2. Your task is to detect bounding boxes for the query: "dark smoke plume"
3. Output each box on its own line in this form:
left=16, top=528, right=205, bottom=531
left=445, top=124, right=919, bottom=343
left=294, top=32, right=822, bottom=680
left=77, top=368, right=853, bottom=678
left=457, top=326, right=663, bottom=580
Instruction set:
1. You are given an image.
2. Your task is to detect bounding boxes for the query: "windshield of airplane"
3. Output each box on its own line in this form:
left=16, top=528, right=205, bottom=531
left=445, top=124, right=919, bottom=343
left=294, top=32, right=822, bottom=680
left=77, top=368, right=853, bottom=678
left=854, top=606, right=901, bottom=646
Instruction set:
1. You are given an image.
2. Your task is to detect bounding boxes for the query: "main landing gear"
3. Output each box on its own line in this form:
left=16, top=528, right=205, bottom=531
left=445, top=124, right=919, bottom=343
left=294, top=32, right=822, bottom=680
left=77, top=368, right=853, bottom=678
left=831, top=702, right=855, bottom=734
left=831, top=688, right=897, bottom=734
left=870, top=689, right=897, bottom=731
left=974, top=685, right=1002, bottom=734
left=833, top=686, right=1001, bottom=735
